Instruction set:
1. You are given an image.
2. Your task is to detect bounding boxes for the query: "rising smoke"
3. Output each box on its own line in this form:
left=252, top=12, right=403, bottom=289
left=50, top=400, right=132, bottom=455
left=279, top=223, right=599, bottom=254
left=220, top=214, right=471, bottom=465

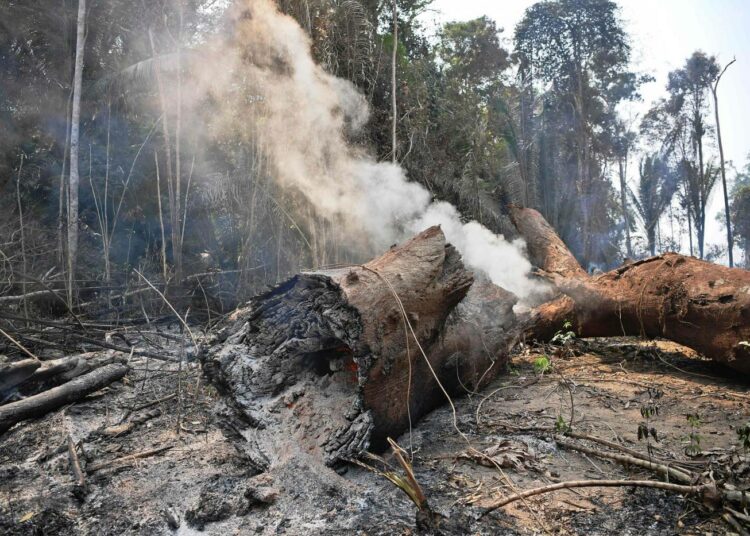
left=196, top=0, right=546, bottom=302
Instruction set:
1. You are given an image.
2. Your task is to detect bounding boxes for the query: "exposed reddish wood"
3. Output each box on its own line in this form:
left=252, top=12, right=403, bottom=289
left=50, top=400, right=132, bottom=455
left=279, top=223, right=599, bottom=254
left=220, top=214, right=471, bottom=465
left=325, top=226, right=474, bottom=440
left=205, top=226, right=509, bottom=463
left=509, top=204, right=587, bottom=279
left=207, top=208, right=750, bottom=473
left=511, top=206, right=750, bottom=374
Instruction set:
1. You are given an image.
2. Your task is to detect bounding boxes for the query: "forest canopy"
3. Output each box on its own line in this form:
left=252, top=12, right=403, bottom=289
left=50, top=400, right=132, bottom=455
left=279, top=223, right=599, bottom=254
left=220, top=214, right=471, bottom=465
left=0, top=0, right=747, bottom=312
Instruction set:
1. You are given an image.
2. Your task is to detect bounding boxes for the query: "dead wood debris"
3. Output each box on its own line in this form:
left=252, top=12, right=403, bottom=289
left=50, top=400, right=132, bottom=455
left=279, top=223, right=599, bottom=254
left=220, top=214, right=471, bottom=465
left=0, top=363, right=129, bottom=433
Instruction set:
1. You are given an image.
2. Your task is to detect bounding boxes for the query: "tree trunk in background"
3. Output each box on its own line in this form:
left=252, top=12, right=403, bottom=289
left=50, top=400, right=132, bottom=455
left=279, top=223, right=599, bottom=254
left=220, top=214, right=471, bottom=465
left=618, top=157, right=633, bottom=258
left=684, top=181, right=694, bottom=257
left=67, top=0, right=86, bottom=308
left=696, top=129, right=706, bottom=259
left=712, top=59, right=736, bottom=267
left=390, top=0, right=397, bottom=163
left=149, top=29, right=182, bottom=282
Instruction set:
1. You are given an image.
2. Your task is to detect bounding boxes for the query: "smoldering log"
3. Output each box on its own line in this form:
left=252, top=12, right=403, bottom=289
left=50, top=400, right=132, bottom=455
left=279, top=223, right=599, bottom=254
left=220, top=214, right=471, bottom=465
left=205, top=207, right=750, bottom=471
left=510, top=206, right=750, bottom=375
left=203, top=226, right=515, bottom=465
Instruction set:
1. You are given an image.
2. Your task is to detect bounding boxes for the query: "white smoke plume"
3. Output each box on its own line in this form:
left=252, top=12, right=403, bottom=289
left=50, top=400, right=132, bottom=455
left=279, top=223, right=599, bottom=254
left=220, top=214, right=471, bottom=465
left=195, top=0, right=546, bottom=302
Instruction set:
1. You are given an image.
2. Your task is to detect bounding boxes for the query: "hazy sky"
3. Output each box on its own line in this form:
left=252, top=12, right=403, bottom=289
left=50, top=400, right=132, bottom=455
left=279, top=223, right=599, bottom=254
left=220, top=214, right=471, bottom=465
left=423, top=0, right=750, bottom=255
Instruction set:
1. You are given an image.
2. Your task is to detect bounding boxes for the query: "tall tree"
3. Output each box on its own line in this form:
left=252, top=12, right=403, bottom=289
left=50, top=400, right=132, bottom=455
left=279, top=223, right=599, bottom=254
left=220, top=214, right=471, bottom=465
left=731, top=160, right=750, bottom=268
left=709, top=58, right=737, bottom=266
left=514, top=0, right=641, bottom=266
left=390, top=0, right=398, bottom=163
left=665, top=52, right=720, bottom=259
left=612, top=120, right=636, bottom=258
left=67, top=0, right=86, bottom=307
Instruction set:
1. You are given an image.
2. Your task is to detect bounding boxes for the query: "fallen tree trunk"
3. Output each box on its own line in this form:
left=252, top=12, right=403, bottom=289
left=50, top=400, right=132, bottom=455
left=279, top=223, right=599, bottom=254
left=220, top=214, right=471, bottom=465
left=205, top=210, right=750, bottom=470
left=0, top=363, right=129, bottom=433
left=204, top=227, right=517, bottom=465
left=510, top=206, right=750, bottom=374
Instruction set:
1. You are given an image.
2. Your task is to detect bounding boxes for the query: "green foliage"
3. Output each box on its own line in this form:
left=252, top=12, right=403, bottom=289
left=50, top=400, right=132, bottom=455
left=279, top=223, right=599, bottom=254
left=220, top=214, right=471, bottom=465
left=555, top=415, right=570, bottom=434
left=684, top=413, right=702, bottom=457
left=514, top=0, right=642, bottom=266
left=551, top=321, right=576, bottom=346
left=533, top=355, right=552, bottom=375
left=737, top=423, right=750, bottom=452
left=438, top=17, right=509, bottom=89
left=629, top=154, right=679, bottom=256
left=640, top=402, right=659, bottom=420
left=642, top=50, right=723, bottom=259
left=638, top=389, right=661, bottom=456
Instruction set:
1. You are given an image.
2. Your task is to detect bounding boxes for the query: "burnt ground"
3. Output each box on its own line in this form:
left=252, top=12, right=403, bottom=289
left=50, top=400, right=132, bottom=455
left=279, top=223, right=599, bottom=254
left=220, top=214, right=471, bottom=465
left=0, top=335, right=749, bottom=535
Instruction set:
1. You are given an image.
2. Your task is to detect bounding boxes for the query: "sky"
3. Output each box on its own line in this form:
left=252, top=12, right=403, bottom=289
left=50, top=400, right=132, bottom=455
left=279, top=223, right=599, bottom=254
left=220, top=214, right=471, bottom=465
left=421, top=0, right=750, bottom=257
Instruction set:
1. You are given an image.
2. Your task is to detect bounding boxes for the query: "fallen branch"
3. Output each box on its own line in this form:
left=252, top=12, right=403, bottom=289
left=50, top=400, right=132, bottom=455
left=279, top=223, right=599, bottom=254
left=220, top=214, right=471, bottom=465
left=0, top=363, right=129, bottom=433
left=564, top=431, right=673, bottom=467
left=26, top=356, right=82, bottom=383
left=86, top=444, right=174, bottom=473
left=0, top=289, right=59, bottom=303
left=70, top=334, right=177, bottom=362
left=555, top=436, right=694, bottom=484
left=0, top=326, right=40, bottom=361
left=480, top=479, right=706, bottom=517
left=102, top=408, right=162, bottom=437
left=722, top=512, right=750, bottom=536
left=66, top=434, right=86, bottom=493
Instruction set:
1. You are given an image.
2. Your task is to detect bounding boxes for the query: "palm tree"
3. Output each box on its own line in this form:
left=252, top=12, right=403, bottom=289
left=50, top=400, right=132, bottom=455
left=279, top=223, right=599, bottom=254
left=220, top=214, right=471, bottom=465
left=629, top=155, right=678, bottom=256
left=682, top=159, right=720, bottom=259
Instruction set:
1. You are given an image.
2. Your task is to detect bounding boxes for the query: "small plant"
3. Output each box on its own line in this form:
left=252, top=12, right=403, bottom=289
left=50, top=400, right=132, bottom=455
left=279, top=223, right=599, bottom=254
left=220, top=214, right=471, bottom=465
left=551, top=321, right=576, bottom=346
left=638, top=389, right=661, bottom=456
left=551, top=320, right=577, bottom=357
left=684, top=413, right=702, bottom=456
left=737, top=422, right=750, bottom=452
left=533, top=355, right=552, bottom=375
left=555, top=415, right=570, bottom=434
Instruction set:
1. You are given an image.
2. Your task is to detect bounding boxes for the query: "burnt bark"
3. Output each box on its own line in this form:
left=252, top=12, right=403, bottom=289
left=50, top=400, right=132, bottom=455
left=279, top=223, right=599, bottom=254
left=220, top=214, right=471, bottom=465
left=203, top=227, right=515, bottom=465
left=205, top=209, right=750, bottom=473
left=511, top=206, right=750, bottom=374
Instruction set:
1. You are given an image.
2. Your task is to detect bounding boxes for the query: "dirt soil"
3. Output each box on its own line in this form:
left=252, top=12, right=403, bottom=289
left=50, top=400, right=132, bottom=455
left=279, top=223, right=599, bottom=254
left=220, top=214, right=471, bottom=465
left=1, top=335, right=749, bottom=535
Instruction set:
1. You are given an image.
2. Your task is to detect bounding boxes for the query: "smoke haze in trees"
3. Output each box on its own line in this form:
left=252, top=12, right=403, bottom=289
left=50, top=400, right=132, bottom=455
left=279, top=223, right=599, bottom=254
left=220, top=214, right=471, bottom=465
left=194, top=0, right=547, bottom=302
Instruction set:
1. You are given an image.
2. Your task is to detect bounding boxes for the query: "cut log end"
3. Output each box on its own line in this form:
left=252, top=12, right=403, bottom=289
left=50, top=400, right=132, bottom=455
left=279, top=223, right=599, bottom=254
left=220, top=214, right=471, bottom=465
left=203, top=226, right=513, bottom=465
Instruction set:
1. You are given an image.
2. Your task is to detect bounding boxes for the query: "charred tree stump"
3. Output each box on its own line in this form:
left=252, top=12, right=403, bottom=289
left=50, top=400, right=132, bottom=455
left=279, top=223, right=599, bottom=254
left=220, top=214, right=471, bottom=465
left=203, top=227, right=518, bottom=465
left=510, top=206, right=750, bottom=374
